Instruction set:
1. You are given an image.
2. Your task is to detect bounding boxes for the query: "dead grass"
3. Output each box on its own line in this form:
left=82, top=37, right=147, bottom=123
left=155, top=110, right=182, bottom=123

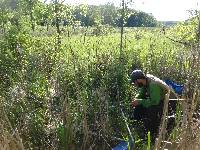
left=0, top=97, right=24, bottom=150
left=155, top=88, right=200, bottom=150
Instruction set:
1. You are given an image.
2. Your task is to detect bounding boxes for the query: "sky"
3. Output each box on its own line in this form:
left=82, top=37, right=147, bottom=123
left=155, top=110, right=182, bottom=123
left=45, top=0, right=200, bottom=21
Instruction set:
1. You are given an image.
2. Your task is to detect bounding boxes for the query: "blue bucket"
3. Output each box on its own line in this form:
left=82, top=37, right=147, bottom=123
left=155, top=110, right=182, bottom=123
left=112, top=141, right=129, bottom=150
left=164, top=79, right=184, bottom=95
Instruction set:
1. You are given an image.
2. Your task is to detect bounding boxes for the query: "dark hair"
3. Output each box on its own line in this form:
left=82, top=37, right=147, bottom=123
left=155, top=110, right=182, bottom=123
left=129, top=69, right=146, bottom=83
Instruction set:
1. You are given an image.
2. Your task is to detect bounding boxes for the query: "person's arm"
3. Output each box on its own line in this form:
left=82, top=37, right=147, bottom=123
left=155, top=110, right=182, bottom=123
left=131, top=88, right=144, bottom=107
left=135, top=88, right=145, bottom=99
left=137, top=84, right=161, bottom=108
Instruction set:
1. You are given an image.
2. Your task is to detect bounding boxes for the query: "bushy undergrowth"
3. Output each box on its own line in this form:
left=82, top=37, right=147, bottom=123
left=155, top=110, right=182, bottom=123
left=0, top=23, right=199, bottom=149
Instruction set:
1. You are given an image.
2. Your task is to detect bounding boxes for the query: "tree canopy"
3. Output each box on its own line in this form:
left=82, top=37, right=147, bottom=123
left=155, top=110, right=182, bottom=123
left=126, top=11, right=158, bottom=27
left=0, top=0, right=159, bottom=29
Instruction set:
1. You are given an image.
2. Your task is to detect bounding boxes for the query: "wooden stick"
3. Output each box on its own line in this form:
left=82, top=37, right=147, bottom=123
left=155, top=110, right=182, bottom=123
left=168, top=99, right=185, bottom=101
left=155, top=93, right=170, bottom=149
left=135, top=99, right=185, bottom=101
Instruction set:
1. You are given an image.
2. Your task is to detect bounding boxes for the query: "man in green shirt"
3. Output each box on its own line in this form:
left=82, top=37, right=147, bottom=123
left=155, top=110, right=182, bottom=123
left=129, top=69, right=171, bottom=142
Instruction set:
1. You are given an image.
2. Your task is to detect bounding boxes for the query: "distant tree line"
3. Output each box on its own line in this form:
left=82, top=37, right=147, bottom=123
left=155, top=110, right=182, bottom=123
left=71, top=4, right=158, bottom=27
left=1, top=0, right=159, bottom=32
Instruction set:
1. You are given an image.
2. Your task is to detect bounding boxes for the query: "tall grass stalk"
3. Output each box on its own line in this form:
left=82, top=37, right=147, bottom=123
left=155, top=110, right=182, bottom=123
left=147, top=131, right=151, bottom=150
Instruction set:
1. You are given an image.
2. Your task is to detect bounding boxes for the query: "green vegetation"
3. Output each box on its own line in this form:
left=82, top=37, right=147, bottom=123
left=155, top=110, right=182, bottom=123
left=0, top=0, right=199, bottom=150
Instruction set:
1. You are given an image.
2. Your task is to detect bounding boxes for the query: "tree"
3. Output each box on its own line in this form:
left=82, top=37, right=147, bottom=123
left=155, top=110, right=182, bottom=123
left=34, top=1, right=52, bottom=30
left=99, top=3, right=119, bottom=26
left=0, top=1, right=9, bottom=33
left=126, top=11, right=158, bottom=27
left=73, top=4, right=89, bottom=26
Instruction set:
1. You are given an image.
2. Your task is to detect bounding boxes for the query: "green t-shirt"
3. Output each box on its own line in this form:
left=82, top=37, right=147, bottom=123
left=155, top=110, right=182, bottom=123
left=136, top=83, right=164, bottom=108
left=135, top=74, right=169, bottom=108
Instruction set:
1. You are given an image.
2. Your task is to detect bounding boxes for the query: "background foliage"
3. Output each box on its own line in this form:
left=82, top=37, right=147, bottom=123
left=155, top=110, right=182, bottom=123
left=0, top=0, right=199, bottom=149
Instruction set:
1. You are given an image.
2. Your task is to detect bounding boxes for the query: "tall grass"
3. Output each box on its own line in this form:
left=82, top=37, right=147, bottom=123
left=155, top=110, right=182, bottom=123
left=0, top=23, right=199, bottom=149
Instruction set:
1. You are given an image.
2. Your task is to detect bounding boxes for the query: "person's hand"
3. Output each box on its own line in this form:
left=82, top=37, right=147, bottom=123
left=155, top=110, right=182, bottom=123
left=131, top=100, right=138, bottom=108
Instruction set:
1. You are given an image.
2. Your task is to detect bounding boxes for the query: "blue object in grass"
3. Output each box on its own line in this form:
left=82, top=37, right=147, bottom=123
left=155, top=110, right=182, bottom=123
left=164, top=79, right=184, bottom=95
left=112, top=141, right=128, bottom=150
left=112, top=137, right=134, bottom=150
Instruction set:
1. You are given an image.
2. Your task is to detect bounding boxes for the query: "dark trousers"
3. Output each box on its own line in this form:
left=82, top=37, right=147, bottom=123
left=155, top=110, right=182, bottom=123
left=133, top=102, right=163, bottom=142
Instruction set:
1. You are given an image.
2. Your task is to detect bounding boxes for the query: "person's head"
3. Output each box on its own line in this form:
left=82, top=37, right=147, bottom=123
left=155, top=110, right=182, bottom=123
left=129, top=69, right=146, bottom=87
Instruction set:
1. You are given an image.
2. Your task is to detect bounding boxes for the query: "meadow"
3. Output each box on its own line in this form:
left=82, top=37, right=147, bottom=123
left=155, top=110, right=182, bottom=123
left=0, top=21, right=200, bottom=149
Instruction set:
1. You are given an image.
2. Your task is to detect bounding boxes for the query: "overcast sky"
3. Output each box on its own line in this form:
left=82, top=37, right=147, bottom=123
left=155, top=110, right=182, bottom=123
left=43, top=0, right=200, bottom=21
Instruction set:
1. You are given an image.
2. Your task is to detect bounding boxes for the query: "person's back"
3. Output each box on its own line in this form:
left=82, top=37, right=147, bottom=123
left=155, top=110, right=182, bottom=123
left=146, top=74, right=170, bottom=94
